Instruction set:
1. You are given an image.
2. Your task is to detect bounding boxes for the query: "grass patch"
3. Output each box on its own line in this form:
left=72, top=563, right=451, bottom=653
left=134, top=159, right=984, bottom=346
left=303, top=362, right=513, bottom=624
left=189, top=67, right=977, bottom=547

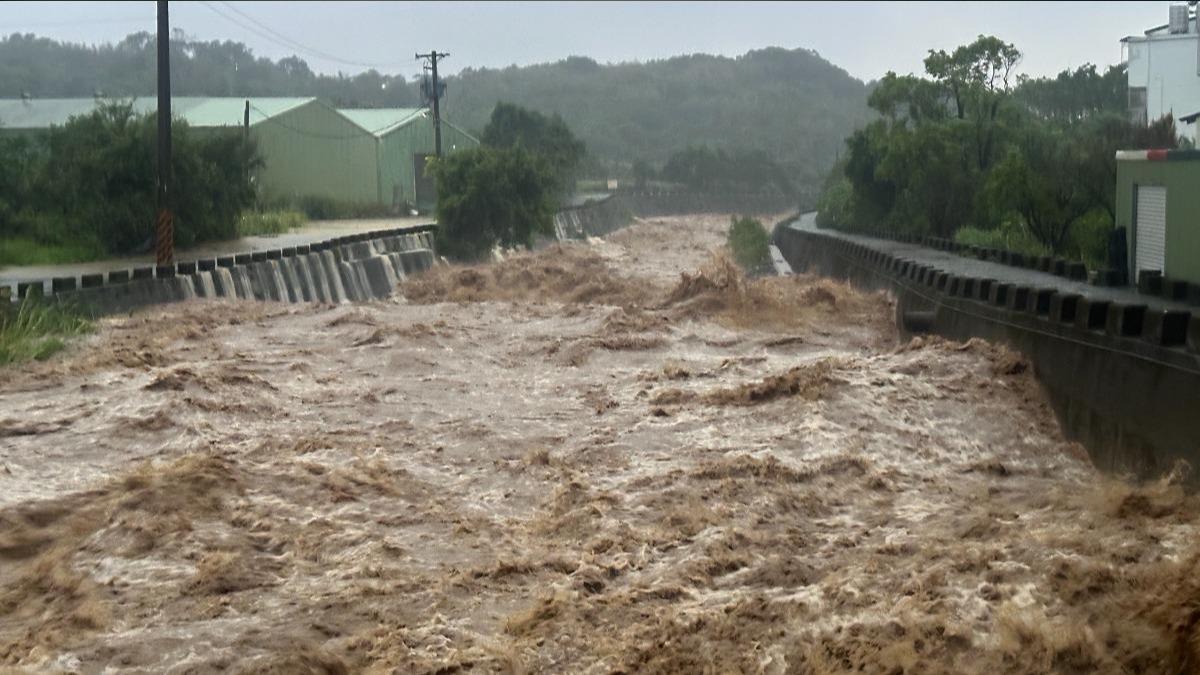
left=0, top=296, right=92, bottom=366
left=236, top=210, right=307, bottom=237
left=0, top=237, right=107, bottom=267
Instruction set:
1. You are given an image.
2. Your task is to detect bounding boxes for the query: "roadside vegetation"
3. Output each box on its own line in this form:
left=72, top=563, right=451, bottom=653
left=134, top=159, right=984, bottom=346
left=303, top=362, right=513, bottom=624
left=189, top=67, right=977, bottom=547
left=727, top=216, right=772, bottom=273
left=432, top=103, right=584, bottom=260
left=815, top=36, right=1180, bottom=269
left=0, top=101, right=261, bottom=266
left=0, top=296, right=90, bottom=365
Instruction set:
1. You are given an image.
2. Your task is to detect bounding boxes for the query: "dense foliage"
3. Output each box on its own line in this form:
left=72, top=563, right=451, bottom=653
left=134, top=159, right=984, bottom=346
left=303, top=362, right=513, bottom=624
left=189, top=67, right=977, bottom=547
left=659, top=145, right=794, bottom=195
left=0, top=101, right=260, bottom=261
left=430, top=145, right=557, bottom=260
left=481, top=102, right=585, bottom=194
left=0, top=33, right=873, bottom=193
left=727, top=216, right=772, bottom=272
left=816, top=35, right=1180, bottom=267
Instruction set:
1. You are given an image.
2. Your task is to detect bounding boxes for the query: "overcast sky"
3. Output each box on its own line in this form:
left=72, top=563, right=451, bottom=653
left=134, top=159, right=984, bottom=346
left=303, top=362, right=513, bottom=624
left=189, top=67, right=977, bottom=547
left=0, top=1, right=1169, bottom=82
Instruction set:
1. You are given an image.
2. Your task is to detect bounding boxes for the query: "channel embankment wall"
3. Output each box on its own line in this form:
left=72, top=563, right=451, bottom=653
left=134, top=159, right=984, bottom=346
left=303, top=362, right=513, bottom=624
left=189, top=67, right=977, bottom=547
left=774, top=220, right=1200, bottom=483
left=12, top=225, right=437, bottom=317
left=553, top=194, right=633, bottom=240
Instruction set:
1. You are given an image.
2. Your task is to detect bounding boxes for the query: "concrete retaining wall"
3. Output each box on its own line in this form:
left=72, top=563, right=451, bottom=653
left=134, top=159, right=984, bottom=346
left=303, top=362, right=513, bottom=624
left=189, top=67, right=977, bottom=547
left=11, top=225, right=437, bottom=317
left=774, top=221, right=1200, bottom=483
left=553, top=194, right=633, bottom=240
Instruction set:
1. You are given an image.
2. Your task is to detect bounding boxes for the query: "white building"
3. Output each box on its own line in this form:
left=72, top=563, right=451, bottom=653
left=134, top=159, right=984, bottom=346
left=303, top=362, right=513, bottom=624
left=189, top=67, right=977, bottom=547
left=1122, top=3, right=1200, bottom=140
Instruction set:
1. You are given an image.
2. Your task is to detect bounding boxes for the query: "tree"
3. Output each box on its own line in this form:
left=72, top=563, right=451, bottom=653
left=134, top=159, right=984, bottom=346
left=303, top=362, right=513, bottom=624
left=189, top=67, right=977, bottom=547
left=481, top=102, right=585, bottom=194
left=429, top=145, right=557, bottom=260
left=631, top=159, right=654, bottom=190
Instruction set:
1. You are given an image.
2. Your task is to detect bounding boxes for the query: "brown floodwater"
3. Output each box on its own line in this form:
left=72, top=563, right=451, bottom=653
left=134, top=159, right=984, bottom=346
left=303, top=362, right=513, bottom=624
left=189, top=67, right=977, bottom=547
left=1, top=214, right=1198, bottom=674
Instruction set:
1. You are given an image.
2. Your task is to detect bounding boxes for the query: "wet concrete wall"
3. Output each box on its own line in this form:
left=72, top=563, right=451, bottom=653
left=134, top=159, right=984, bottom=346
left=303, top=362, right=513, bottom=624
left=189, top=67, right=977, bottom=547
left=774, top=222, right=1200, bottom=483
left=17, top=225, right=436, bottom=318
left=553, top=194, right=633, bottom=240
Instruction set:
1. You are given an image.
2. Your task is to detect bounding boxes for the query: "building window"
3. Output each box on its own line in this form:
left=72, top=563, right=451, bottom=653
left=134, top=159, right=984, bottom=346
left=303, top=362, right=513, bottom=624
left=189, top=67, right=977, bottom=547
left=1129, top=86, right=1148, bottom=125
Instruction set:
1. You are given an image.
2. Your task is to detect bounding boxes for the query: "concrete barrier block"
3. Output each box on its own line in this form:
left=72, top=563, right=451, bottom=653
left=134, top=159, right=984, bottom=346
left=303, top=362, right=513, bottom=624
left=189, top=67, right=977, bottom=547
left=989, top=282, right=1011, bottom=307
left=296, top=244, right=311, bottom=255
left=81, top=273, right=104, bottom=289
left=976, top=278, right=994, bottom=301
left=1076, top=298, right=1110, bottom=330
left=198, top=259, right=217, bottom=272
left=1163, top=278, right=1190, bottom=301
left=1052, top=259, right=1067, bottom=276
left=281, top=247, right=297, bottom=257
left=132, top=267, right=153, bottom=280
left=1028, top=288, right=1054, bottom=315
left=108, top=270, right=130, bottom=284
left=18, top=281, right=43, bottom=298
left=1010, top=252, right=1026, bottom=268
left=51, top=276, right=77, bottom=293
left=935, top=272, right=950, bottom=292
left=1143, top=310, right=1191, bottom=347
left=1048, top=293, right=1080, bottom=324
left=177, top=261, right=197, bottom=275
left=1006, top=286, right=1031, bottom=311
left=155, top=265, right=175, bottom=279
left=1138, top=270, right=1163, bottom=295
left=1036, top=256, right=1053, bottom=272
left=959, top=277, right=977, bottom=299
left=945, top=275, right=960, bottom=296
left=1066, top=262, right=1088, bottom=281
left=251, top=251, right=268, bottom=263
left=1105, top=303, right=1147, bottom=337
left=266, top=249, right=283, bottom=260
left=234, top=254, right=252, bottom=265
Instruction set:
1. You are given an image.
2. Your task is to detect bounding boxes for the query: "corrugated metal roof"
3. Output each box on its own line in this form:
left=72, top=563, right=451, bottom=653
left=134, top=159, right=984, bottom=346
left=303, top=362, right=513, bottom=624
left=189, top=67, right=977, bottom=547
left=338, top=108, right=427, bottom=136
left=0, top=96, right=316, bottom=130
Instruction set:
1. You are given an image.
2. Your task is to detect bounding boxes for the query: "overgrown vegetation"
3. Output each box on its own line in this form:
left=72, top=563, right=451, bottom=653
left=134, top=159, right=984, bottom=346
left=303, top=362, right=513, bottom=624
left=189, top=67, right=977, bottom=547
left=0, top=101, right=260, bottom=261
left=431, top=103, right=585, bottom=260
left=816, top=35, right=1181, bottom=266
left=236, top=210, right=307, bottom=237
left=0, top=295, right=90, bottom=365
left=727, top=216, right=772, bottom=272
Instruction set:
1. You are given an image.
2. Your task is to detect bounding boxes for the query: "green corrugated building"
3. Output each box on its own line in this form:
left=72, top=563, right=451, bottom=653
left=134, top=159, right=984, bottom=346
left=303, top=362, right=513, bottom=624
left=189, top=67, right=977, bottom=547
left=0, top=97, right=480, bottom=210
left=339, top=108, right=479, bottom=211
left=1115, top=149, right=1200, bottom=285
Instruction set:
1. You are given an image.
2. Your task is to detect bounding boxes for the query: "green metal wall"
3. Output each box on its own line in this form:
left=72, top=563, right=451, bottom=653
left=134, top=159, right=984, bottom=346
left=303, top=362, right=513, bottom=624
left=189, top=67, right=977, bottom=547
left=377, top=119, right=478, bottom=210
left=1115, top=158, right=1200, bottom=284
left=252, top=101, right=378, bottom=205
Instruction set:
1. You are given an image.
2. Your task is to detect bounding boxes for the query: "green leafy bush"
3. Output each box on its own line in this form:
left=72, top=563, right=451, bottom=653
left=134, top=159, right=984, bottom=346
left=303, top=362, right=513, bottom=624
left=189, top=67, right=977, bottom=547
left=727, top=215, right=772, bottom=272
left=430, top=145, right=557, bottom=260
left=0, top=101, right=261, bottom=260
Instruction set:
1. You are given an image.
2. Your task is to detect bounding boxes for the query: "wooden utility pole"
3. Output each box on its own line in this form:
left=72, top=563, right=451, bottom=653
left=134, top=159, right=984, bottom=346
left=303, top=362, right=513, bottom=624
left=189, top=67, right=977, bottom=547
left=415, top=50, right=448, bottom=157
left=155, top=0, right=173, bottom=265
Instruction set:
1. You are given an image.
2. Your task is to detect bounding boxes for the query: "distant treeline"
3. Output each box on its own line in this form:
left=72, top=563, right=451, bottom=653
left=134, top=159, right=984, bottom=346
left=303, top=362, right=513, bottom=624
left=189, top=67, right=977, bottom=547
left=0, top=32, right=874, bottom=192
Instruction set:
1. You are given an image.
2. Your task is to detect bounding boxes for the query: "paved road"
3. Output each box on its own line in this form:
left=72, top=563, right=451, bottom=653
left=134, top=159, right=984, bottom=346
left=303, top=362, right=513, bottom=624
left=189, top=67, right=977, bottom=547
left=789, top=212, right=1196, bottom=313
left=0, top=216, right=431, bottom=292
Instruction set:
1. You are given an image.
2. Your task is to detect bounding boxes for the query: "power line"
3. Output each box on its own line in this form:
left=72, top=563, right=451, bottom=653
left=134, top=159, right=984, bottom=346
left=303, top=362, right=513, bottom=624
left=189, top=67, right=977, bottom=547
left=198, top=0, right=409, bottom=70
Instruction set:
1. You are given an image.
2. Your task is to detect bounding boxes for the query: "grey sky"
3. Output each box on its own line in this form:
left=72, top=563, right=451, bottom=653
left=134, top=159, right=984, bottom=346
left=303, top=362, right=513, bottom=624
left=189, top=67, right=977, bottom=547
left=0, top=1, right=1169, bottom=82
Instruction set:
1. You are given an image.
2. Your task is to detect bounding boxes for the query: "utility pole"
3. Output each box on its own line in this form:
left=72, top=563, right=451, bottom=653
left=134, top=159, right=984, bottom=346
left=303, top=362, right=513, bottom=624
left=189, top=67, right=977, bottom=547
left=155, top=0, right=173, bottom=266
left=415, top=50, right=448, bottom=157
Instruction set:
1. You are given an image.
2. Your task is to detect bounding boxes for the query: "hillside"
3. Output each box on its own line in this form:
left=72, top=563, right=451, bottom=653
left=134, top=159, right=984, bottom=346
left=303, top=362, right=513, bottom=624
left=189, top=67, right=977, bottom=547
left=0, top=33, right=872, bottom=183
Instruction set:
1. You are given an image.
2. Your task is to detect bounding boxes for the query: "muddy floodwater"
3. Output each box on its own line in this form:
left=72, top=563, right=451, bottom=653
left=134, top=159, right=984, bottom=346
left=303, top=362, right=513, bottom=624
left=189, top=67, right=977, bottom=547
left=2, top=214, right=1199, bottom=674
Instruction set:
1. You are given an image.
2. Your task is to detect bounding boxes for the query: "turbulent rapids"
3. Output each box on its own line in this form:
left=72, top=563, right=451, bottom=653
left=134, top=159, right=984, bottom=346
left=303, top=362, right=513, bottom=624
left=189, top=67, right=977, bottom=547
left=1, top=214, right=1198, bottom=674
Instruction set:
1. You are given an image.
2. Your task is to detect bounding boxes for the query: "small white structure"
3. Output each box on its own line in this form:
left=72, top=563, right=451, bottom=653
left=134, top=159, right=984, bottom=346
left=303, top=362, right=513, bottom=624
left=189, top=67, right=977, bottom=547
left=1122, top=3, right=1200, bottom=140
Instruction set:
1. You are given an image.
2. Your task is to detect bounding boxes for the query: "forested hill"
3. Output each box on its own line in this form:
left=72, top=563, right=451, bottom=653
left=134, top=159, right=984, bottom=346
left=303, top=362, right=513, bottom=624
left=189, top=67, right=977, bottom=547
left=442, top=50, right=873, bottom=181
left=0, top=32, right=872, bottom=181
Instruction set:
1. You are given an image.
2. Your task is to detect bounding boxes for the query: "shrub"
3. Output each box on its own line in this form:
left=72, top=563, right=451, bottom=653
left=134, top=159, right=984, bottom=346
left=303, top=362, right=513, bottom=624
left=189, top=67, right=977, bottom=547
left=727, top=215, right=772, bottom=272
left=430, top=145, right=558, bottom=261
